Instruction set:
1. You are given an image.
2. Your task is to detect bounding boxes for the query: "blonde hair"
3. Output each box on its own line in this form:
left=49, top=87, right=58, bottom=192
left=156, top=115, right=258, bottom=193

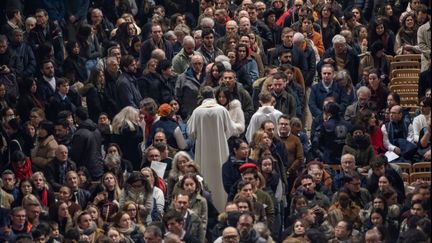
left=31, top=172, right=49, bottom=190
left=101, top=172, right=122, bottom=202
left=111, top=106, right=140, bottom=134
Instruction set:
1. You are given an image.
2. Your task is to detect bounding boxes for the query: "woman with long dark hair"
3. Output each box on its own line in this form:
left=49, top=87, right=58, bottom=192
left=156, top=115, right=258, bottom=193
left=80, top=68, right=106, bottom=122
left=318, top=3, right=341, bottom=50
left=215, top=86, right=245, bottom=135
left=113, top=22, right=138, bottom=55
left=368, top=18, right=396, bottom=56
left=202, top=62, right=225, bottom=88
left=16, top=77, right=44, bottom=122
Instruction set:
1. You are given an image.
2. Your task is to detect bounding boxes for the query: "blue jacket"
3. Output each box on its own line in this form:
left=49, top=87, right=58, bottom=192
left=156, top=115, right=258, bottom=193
left=116, top=71, right=142, bottom=109
left=308, top=81, right=343, bottom=117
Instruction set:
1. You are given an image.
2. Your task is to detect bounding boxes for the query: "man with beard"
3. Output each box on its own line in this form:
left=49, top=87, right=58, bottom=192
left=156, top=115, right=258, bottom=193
left=236, top=212, right=266, bottom=243
left=170, top=190, right=204, bottom=242
left=298, top=174, right=330, bottom=209
left=172, top=36, right=200, bottom=75
left=336, top=172, right=371, bottom=209
left=271, top=72, right=297, bottom=119
left=103, top=56, right=121, bottom=118
left=103, top=143, right=133, bottom=187
left=45, top=145, right=77, bottom=191
left=344, top=86, right=375, bottom=121
left=54, top=119, right=72, bottom=148
left=37, top=59, right=58, bottom=108
left=116, top=55, right=142, bottom=109
left=197, top=29, right=224, bottom=66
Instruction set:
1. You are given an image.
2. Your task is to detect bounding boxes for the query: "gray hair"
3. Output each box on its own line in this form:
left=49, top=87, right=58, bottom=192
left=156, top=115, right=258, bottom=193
left=164, top=30, right=176, bottom=40
left=332, top=34, right=346, bottom=44
left=215, top=55, right=232, bottom=70
left=200, top=17, right=215, bottom=28
left=292, top=32, right=305, bottom=44
left=356, top=86, right=371, bottom=98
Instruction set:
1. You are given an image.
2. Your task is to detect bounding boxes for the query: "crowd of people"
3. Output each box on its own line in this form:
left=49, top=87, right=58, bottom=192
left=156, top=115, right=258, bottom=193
left=0, top=0, right=431, bottom=242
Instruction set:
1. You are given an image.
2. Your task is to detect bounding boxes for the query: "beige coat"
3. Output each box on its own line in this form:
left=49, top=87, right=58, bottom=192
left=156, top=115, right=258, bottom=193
left=31, top=135, right=58, bottom=168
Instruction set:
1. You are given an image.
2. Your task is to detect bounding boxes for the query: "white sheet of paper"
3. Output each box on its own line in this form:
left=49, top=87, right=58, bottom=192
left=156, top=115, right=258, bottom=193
left=385, top=151, right=399, bottom=162
left=151, top=161, right=167, bottom=178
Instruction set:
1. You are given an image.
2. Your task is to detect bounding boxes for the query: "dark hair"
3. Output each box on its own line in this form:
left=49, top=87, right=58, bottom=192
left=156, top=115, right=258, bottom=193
left=272, top=71, right=287, bottom=81
left=343, top=10, right=354, bottom=21
left=229, top=138, right=247, bottom=155
left=234, top=197, right=253, bottom=212
left=75, top=107, right=89, bottom=120
left=201, top=28, right=214, bottom=38
left=398, top=229, right=428, bottom=243
left=236, top=43, right=249, bottom=60
left=173, top=189, right=190, bottom=200
left=237, top=180, right=252, bottom=191
left=6, top=8, right=20, bottom=20
left=163, top=209, right=184, bottom=226
left=305, top=228, right=327, bottom=242
left=387, top=92, right=401, bottom=105
left=39, top=120, right=54, bottom=135
left=156, top=59, right=172, bottom=74
left=120, top=55, right=135, bottom=69
left=201, top=86, right=215, bottom=99
left=56, top=77, right=69, bottom=88
left=370, top=155, right=388, bottom=169
left=105, top=143, right=123, bottom=157
left=301, top=174, right=314, bottom=182
left=179, top=173, right=202, bottom=194
left=215, top=86, right=234, bottom=107
left=370, top=207, right=386, bottom=222
left=416, top=218, right=431, bottom=236
left=65, top=41, right=79, bottom=56
left=420, top=96, right=431, bottom=106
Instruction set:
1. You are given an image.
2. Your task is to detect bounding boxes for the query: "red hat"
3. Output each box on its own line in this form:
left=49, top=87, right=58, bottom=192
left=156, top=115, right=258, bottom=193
left=239, top=163, right=258, bottom=172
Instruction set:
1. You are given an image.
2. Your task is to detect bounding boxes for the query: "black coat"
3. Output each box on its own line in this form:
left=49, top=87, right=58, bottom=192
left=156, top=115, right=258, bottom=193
left=45, top=159, right=77, bottom=191
left=70, top=119, right=104, bottom=180
left=138, top=72, right=175, bottom=105
left=111, top=125, right=144, bottom=170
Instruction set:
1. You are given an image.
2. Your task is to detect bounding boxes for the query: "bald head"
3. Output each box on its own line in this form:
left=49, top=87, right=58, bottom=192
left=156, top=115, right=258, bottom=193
left=222, top=226, right=239, bottom=243
left=55, top=145, right=69, bottom=161
left=183, top=35, right=195, bottom=55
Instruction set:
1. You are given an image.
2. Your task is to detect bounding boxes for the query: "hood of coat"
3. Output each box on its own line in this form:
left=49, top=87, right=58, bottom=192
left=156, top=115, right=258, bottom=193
left=78, top=119, right=98, bottom=131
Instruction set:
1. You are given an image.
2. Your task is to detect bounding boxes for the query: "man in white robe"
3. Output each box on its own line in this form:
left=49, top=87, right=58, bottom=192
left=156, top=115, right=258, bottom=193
left=188, top=85, right=237, bottom=211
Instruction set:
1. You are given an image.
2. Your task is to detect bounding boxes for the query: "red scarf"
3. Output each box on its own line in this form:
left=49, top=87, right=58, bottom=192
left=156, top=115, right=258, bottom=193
left=144, top=115, right=156, bottom=138
left=12, top=157, right=33, bottom=180
left=41, top=189, right=48, bottom=206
